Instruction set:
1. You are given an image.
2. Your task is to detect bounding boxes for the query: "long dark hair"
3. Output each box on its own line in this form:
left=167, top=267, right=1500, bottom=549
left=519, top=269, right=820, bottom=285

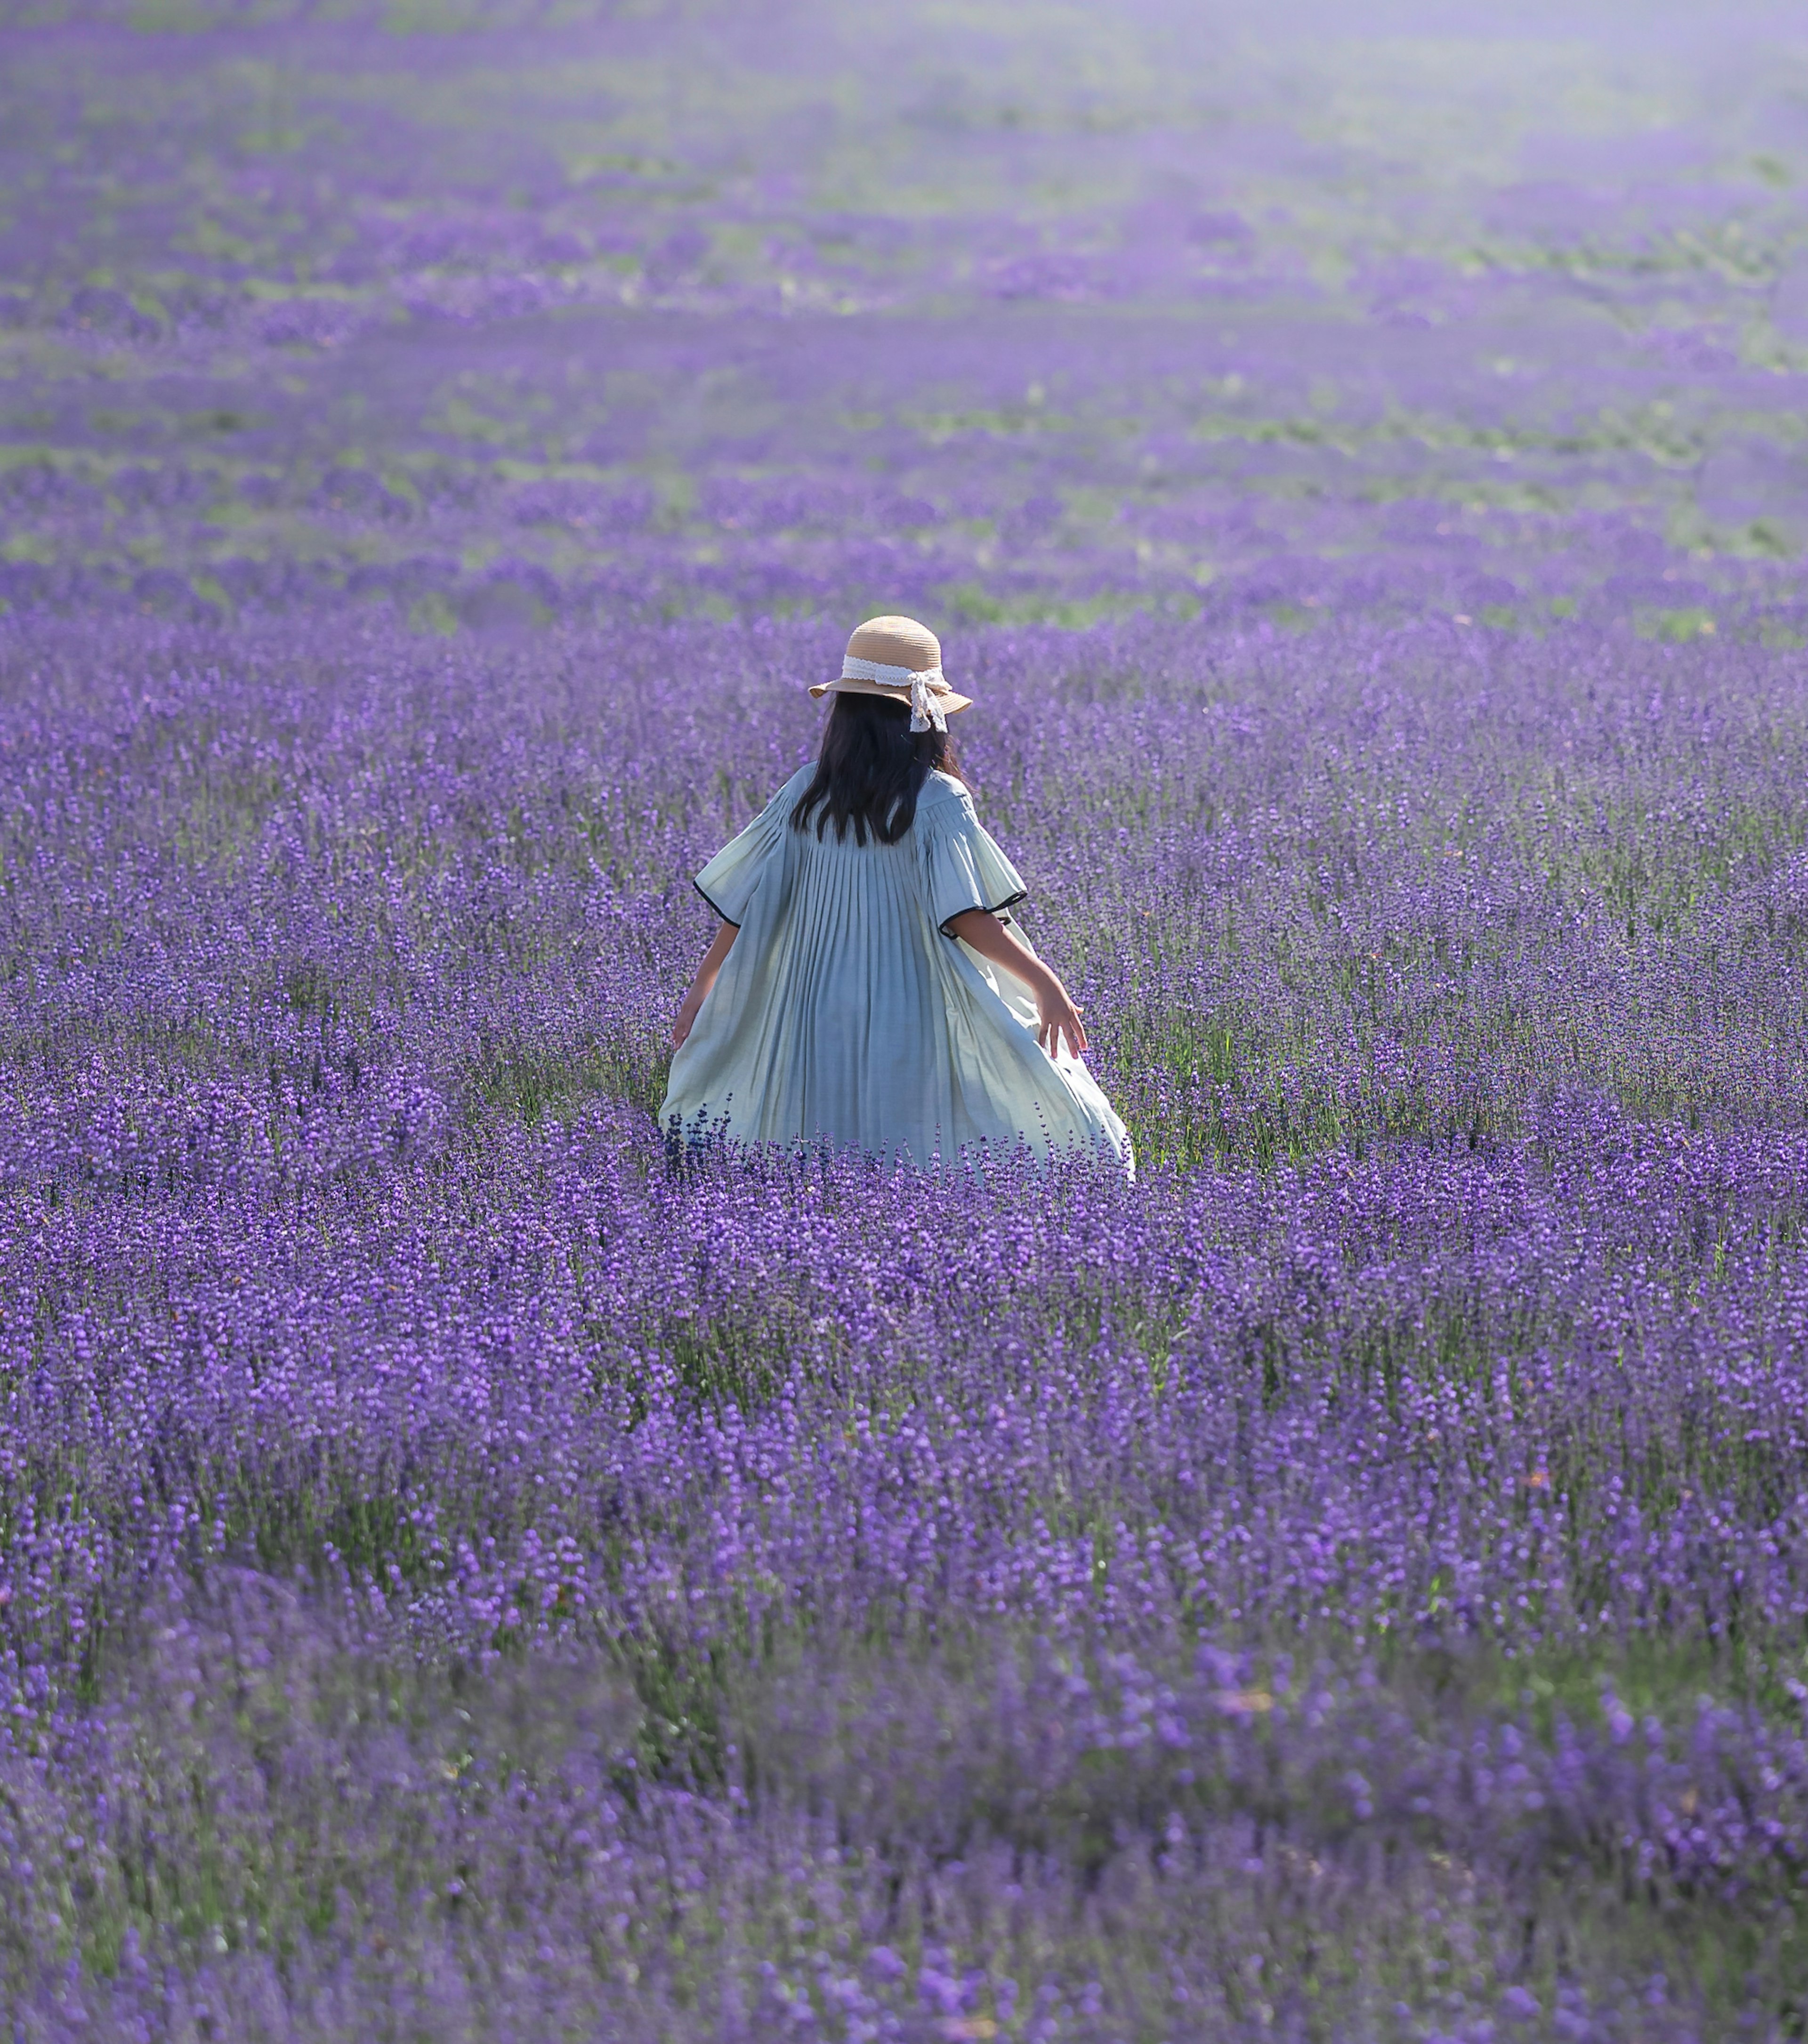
left=791, top=692, right=964, bottom=846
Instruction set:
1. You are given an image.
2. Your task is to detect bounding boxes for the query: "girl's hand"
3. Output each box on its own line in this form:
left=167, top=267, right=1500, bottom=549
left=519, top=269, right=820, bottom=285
left=671, top=992, right=704, bottom=1050
left=1035, top=982, right=1088, bottom=1060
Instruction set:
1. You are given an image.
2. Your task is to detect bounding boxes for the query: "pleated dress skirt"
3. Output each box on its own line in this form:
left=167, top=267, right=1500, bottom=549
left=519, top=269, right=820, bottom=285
left=658, top=767, right=1131, bottom=1174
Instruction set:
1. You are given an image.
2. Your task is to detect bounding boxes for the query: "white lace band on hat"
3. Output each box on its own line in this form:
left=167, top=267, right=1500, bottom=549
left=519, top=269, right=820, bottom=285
left=839, top=654, right=948, bottom=733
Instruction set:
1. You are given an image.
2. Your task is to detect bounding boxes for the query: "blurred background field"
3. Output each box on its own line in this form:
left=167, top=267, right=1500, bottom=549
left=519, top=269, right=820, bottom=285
left=7, top=4, right=1808, bottom=2041
left=3, top=0, right=1808, bottom=635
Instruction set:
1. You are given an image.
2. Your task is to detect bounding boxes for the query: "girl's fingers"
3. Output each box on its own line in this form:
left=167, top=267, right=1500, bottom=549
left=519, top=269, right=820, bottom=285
left=1036, top=1003, right=1089, bottom=1058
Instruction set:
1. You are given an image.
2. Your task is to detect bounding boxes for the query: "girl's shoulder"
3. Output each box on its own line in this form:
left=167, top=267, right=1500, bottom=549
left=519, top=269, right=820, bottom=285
left=919, top=769, right=973, bottom=816
left=760, top=763, right=814, bottom=815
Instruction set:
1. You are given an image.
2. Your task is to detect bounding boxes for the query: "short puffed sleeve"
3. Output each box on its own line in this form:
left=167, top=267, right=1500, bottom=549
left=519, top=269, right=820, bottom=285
left=918, top=783, right=1028, bottom=936
left=693, top=772, right=802, bottom=927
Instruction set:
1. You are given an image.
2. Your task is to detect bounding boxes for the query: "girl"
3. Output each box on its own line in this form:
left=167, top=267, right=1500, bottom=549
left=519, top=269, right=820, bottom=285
left=661, top=615, right=1130, bottom=1173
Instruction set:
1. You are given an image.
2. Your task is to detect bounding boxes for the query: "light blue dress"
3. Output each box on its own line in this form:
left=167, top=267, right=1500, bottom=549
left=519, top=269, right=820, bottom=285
left=660, top=767, right=1131, bottom=1172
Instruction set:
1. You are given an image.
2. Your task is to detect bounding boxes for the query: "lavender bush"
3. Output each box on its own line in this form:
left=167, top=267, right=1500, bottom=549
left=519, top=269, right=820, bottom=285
left=4, top=3, right=1808, bottom=2038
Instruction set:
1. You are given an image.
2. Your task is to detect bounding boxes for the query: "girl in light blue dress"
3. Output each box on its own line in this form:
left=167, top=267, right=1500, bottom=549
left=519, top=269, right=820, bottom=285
left=661, top=615, right=1131, bottom=1174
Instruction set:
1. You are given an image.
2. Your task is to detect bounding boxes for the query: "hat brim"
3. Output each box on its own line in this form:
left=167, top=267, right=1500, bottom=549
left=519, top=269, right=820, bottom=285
left=809, top=677, right=972, bottom=716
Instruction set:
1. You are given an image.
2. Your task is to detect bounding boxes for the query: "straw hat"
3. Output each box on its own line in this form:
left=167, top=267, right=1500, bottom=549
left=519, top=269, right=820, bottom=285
left=808, top=615, right=971, bottom=732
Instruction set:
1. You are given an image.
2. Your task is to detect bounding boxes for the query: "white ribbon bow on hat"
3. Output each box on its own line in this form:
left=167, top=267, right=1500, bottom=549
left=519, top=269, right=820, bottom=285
left=840, top=654, right=948, bottom=733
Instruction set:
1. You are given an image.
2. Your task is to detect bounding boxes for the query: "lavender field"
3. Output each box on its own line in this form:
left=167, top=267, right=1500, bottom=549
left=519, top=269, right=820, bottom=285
left=6, top=2, right=1808, bottom=2037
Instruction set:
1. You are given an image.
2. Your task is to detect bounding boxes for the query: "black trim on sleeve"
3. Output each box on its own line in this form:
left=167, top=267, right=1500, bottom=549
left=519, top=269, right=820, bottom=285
left=694, top=878, right=741, bottom=928
left=939, top=887, right=1028, bottom=938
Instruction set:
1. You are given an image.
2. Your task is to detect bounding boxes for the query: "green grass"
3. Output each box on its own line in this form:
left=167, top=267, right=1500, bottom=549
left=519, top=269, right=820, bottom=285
left=469, top=1035, right=671, bottom=1128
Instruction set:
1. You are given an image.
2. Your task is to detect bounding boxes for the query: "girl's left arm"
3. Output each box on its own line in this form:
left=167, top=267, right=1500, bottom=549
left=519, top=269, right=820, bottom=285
left=671, top=920, right=738, bottom=1048
left=946, top=908, right=1088, bottom=1059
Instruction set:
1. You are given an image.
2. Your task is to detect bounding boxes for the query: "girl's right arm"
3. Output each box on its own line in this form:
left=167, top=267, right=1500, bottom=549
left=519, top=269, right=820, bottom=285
left=671, top=920, right=738, bottom=1048
left=945, top=908, right=1088, bottom=1060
